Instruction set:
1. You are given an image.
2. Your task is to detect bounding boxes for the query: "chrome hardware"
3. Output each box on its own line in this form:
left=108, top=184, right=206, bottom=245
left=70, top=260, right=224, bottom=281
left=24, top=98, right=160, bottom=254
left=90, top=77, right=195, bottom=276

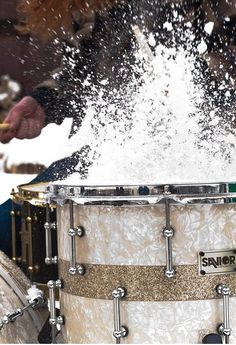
left=44, top=203, right=58, bottom=265
left=216, top=284, right=231, bottom=344
left=10, top=203, right=21, bottom=264
left=10, top=190, right=17, bottom=264
left=47, top=279, right=64, bottom=343
left=48, top=182, right=236, bottom=206
left=0, top=285, right=45, bottom=330
left=112, top=287, right=128, bottom=344
left=163, top=199, right=175, bottom=278
left=68, top=200, right=85, bottom=275
left=26, top=215, right=34, bottom=274
left=163, top=185, right=171, bottom=195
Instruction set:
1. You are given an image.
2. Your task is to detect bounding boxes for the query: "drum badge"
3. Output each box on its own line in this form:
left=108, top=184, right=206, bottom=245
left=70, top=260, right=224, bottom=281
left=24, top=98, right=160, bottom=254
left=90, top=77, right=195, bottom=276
left=198, top=249, right=236, bottom=276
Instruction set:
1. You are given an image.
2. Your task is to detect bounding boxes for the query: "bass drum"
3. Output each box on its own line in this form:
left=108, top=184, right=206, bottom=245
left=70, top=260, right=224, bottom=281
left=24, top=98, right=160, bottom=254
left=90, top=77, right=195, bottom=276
left=0, top=250, right=44, bottom=343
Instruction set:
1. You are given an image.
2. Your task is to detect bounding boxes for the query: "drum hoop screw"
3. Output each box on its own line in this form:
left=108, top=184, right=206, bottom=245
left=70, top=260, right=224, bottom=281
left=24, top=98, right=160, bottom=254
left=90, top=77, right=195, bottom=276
left=163, top=185, right=171, bottom=195
left=69, top=267, right=77, bottom=275
left=77, top=226, right=85, bottom=237
left=52, top=256, right=58, bottom=265
left=50, top=222, right=57, bottom=230
left=68, top=228, right=76, bottom=237
left=45, top=256, right=58, bottom=265
left=218, top=323, right=232, bottom=337
left=49, top=318, right=56, bottom=326
left=16, top=308, right=23, bottom=317
left=113, top=327, right=128, bottom=339
left=2, top=316, right=9, bottom=324
left=57, top=315, right=64, bottom=325
left=44, top=222, right=50, bottom=231
left=56, top=279, right=62, bottom=289
left=112, top=287, right=126, bottom=299
left=163, top=227, right=174, bottom=238
left=26, top=216, right=32, bottom=223
left=69, top=265, right=85, bottom=275
left=77, top=264, right=85, bottom=275
left=69, top=188, right=75, bottom=196
left=165, top=269, right=175, bottom=278
left=216, top=284, right=231, bottom=296
left=47, top=280, right=55, bottom=289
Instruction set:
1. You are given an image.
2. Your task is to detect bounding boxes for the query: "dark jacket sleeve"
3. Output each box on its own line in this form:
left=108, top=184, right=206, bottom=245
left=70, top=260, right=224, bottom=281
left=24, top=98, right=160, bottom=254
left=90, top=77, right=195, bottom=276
left=30, top=86, right=66, bottom=126
left=29, top=13, right=96, bottom=127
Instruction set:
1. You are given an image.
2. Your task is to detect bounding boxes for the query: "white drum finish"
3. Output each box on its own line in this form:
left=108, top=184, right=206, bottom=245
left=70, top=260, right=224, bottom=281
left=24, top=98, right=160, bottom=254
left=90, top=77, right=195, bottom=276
left=57, top=203, right=236, bottom=265
left=56, top=202, right=236, bottom=343
left=0, top=250, right=42, bottom=343
left=60, top=292, right=236, bottom=344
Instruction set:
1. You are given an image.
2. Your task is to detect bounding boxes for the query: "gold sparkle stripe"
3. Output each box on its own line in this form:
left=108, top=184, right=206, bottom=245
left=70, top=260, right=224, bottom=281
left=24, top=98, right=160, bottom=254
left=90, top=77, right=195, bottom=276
left=59, top=259, right=236, bottom=302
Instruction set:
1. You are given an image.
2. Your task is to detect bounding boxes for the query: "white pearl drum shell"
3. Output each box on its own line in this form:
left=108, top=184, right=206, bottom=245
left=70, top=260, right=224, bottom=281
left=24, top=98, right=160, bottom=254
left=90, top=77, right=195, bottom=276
left=57, top=202, right=236, bottom=343
left=57, top=204, right=236, bottom=265
left=60, top=292, right=236, bottom=344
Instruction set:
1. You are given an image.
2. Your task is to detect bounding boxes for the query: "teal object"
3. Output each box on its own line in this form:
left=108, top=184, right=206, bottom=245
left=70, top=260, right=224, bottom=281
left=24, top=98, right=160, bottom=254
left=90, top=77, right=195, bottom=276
left=229, top=184, right=236, bottom=202
left=0, top=199, right=21, bottom=258
left=0, top=199, right=13, bottom=257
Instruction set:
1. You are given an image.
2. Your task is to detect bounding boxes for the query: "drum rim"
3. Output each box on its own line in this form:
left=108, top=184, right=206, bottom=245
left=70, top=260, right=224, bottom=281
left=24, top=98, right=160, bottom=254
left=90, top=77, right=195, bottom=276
left=0, top=251, right=44, bottom=332
left=48, top=181, right=236, bottom=205
left=14, top=182, right=51, bottom=206
left=15, top=181, right=236, bottom=205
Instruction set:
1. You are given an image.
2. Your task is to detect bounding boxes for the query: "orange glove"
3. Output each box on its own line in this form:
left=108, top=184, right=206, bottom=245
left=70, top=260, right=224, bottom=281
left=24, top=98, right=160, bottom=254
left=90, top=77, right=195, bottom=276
left=0, top=96, right=46, bottom=143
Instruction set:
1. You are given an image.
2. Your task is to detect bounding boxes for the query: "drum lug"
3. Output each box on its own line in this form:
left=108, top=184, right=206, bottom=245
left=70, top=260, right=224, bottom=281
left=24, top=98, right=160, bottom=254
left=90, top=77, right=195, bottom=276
left=0, top=284, right=45, bottom=330
left=112, top=287, right=128, bottom=344
left=68, top=200, right=85, bottom=275
left=163, top=199, right=175, bottom=278
left=47, top=279, right=64, bottom=343
left=44, top=204, right=58, bottom=266
left=10, top=192, right=22, bottom=265
left=216, top=284, right=231, bottom=344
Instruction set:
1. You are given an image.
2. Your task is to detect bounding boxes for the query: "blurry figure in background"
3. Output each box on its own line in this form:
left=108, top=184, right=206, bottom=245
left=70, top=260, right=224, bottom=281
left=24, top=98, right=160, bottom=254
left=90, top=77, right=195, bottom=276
left=203, top=0, right=236, bottom=85
left=0, top=76, right=48, bottom=174
left=0, top=0, right=236, bottom=182
left=0, top=75, right=21, bottom=123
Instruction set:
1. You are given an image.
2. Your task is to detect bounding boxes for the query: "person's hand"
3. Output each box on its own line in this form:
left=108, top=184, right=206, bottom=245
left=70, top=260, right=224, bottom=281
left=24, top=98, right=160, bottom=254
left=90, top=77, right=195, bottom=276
left=0, top=96, right=46, bottom=143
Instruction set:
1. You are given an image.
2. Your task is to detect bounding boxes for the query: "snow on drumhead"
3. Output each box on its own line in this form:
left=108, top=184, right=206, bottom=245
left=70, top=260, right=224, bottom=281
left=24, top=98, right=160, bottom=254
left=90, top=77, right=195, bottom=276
left=59, top=22, right=236, bottom=185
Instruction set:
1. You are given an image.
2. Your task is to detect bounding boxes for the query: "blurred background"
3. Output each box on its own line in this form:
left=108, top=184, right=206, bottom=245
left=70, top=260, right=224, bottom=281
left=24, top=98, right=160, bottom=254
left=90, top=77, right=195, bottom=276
left=0, top=0, right=68, bottom=201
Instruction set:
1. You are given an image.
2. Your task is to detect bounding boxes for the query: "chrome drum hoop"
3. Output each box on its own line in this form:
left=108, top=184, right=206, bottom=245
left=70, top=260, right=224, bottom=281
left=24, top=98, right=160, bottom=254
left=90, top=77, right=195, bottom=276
left=48, top=182, right=236, bottom=206
left=15, top=182, right=55, bottom=207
